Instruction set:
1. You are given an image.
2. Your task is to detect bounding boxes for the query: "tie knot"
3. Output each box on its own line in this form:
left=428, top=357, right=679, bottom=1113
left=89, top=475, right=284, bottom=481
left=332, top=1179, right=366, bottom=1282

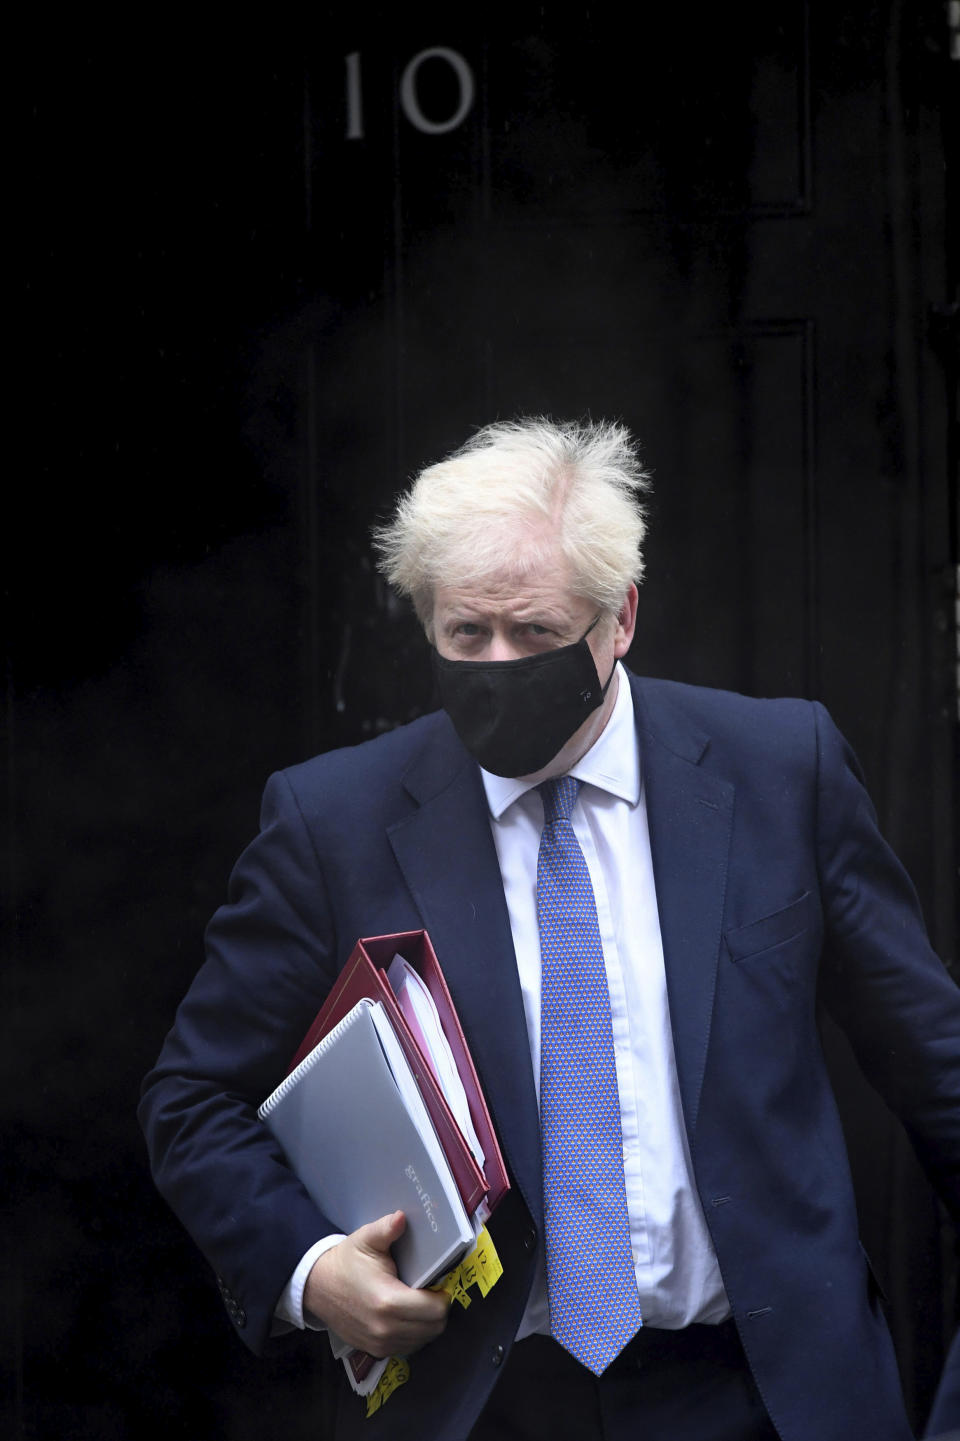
left=538, top=775, right=581, bottom=826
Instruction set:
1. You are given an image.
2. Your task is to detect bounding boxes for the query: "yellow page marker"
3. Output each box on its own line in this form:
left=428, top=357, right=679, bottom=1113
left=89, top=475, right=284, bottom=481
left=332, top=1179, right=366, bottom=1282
left=431, top=1272, right=458, bottom=1300
left=430, top=1268, right=471, bottom=1309
left=473, top=1226, right=504, bottom=1298
left=451, top=1273, right=473, bottom=1309
left=460, top=1252, right=479, bottom=1292
left=365, top=1356, right=410, bottom=1418
left=436, top=1226, right=504, bottom=1304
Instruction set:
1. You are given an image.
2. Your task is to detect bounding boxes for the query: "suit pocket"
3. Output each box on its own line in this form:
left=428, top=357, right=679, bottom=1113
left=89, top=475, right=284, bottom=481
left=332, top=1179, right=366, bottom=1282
left=725, top=890, right=812, bottom=962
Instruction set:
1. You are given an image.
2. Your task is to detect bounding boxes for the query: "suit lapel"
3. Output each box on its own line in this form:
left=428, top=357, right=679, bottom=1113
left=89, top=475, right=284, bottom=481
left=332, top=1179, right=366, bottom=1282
left=631, top=676, right=734, bottom=1144
left=387, top=725, right=544, bottom=1228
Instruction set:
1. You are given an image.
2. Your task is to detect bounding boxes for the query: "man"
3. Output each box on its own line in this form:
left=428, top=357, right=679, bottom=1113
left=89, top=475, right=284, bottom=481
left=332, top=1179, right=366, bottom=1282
left=140, top=418, right=960, bottom=1440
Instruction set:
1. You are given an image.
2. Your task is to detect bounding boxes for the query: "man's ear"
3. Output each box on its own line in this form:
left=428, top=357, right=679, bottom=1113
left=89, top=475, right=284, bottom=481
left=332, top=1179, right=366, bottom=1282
left=613, top=584, right=639, bottom=658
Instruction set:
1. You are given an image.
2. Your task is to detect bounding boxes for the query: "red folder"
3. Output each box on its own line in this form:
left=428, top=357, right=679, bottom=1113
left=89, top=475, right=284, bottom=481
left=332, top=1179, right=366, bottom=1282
left=288, top=931, right=509, bottom=1218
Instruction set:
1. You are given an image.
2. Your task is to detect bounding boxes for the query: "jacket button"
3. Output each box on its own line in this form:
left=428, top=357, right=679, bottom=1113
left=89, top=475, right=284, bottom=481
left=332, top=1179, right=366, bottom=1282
left=523, top=1227, right=537, bottom=1252
left=491, top=1344, right=505, bottom=1367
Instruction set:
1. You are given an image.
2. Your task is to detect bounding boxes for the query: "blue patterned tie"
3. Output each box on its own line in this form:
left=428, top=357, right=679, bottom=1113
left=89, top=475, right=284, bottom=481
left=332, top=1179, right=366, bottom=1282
left=537, top=775, right=642, bottom=1374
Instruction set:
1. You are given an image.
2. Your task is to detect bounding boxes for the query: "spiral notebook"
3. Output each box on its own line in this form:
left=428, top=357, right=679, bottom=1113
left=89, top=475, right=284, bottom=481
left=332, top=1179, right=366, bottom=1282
left=258, top=997, right=475, bottom=1290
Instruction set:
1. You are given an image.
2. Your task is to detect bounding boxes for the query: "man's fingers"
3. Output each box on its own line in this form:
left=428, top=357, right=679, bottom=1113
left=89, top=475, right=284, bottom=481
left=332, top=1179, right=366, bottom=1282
left=303, top=1212, right=451, bottom=1357
left=355, top=1209, right=407, bottom=1260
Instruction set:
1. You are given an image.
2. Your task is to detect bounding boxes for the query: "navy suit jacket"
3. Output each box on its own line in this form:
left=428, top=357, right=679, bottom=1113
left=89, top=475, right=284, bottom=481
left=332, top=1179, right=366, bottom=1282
left=140, top=674, right=960, bottom=1441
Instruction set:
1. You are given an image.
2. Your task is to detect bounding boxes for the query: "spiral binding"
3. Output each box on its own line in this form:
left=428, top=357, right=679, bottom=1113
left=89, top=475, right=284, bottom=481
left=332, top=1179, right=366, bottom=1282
left=257, top=999, right=373, bottom=1120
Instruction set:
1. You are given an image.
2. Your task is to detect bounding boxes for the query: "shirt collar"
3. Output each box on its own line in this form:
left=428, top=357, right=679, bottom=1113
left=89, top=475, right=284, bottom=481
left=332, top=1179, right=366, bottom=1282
left=480, top=663, right=641, bottom=820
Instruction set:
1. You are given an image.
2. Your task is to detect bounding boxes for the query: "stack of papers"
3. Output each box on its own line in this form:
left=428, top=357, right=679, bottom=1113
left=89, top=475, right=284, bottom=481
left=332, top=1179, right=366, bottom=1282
left=258, top=930, right=510, bottom=1397
left=387, top=955, right=487, bottom=1183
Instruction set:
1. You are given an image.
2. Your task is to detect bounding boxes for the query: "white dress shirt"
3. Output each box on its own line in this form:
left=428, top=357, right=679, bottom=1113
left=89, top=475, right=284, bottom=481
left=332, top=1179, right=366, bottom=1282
left=482, top=664, right=729, bottom=1335
left=277, top=664, right=729, bottom=1334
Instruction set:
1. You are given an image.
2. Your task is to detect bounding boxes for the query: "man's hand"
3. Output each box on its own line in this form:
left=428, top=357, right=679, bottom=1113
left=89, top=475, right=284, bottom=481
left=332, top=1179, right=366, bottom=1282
left=303, top=1210, right=451, bottom=1358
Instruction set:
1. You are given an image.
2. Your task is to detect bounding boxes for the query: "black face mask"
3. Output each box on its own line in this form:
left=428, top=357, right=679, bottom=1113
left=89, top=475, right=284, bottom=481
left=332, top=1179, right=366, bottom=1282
left=432, top=616, right=615, bottom=777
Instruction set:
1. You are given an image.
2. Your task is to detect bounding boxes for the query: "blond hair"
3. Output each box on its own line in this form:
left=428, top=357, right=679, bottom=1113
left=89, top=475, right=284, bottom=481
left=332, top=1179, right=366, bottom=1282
left=372, top=417, right=651, bottom=628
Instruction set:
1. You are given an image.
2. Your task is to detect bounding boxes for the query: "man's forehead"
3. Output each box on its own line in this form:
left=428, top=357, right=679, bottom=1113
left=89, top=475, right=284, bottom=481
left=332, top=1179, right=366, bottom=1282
left=435, top=581, right=581, bottom=615
left=435, top=522, right=567, bottom=592
left=433, top=559, right=581, bottom=613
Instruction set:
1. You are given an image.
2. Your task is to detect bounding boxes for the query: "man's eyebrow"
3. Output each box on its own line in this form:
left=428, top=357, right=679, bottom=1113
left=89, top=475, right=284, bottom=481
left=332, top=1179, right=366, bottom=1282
left=516, top=608, right=575, bottom=628
left=438, top=606, right=486, bottom=624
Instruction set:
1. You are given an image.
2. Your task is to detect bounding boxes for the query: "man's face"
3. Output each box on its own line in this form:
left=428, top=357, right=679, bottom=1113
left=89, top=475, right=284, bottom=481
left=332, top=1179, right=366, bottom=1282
left=431, top=532, right=638, bottom=778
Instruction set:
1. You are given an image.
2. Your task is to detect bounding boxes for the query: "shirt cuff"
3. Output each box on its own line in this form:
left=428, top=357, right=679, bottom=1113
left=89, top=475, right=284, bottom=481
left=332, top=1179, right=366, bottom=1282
left=274, top=1235, right=346, bottom=1331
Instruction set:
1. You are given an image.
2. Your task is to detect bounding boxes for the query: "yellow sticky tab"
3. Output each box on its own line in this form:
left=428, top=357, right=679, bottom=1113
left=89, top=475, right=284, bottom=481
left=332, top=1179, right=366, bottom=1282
left=365, top=1356, right=410, bottom=1418
left=436, top=1263, right=469, bottom=1308
left=430, top=1270, right=461, bottom=1302
left=472, top=1226, right=504, bottom=1298
left=460, top=1252, right=479, bottom=1292
left=441, top=1226, right=504, bottom=1305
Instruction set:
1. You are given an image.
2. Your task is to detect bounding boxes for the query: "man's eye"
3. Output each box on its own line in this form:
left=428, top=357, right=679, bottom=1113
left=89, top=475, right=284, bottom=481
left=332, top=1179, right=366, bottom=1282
left=455, top=623, right=481, bottom=637
left=525, top=625, right=550, bottom=636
